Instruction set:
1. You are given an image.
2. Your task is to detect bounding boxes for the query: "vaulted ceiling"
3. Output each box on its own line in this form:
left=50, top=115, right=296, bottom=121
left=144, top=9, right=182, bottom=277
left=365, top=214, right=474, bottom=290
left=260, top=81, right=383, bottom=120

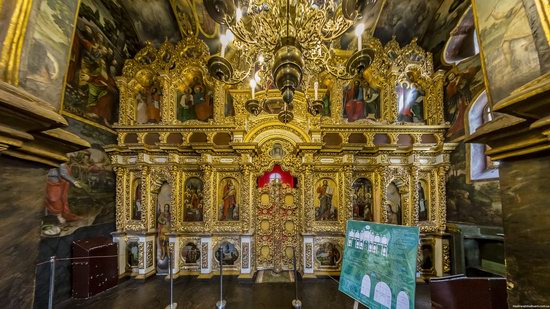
left=115, top=0, right=472, bottom=67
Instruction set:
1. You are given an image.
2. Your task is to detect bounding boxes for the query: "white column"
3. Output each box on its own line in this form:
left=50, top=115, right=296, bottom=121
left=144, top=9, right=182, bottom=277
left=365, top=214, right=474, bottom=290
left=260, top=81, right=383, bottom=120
left=240, top=235, right=252, bottom=274
left=138, top=234, right=156, bottom=277
left=169, top=233, right=180, bottom=276
left=303, top=234, right=314, bottom=274
left=200, top=236, right=212, bottom=274
left=111, top=232, right=127, bottom=277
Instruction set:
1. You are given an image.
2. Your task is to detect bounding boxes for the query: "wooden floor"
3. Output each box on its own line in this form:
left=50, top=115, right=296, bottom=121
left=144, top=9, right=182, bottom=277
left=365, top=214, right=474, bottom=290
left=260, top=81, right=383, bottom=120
left=58, top=275, right=431, bottom=309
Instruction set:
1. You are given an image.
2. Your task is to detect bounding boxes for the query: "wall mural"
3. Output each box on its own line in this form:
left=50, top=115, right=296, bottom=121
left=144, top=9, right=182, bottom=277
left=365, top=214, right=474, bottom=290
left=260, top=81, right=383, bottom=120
left=42, top=119, right=116, bottom=237
left=342, top=79, right=380, bottom=122
left=171, top=0, right=221, bottom=54
left=422, top=0, right=471, bottom=62
left=352, top=178, right=374, bottom=221
left=444, top=57, right=484, bottom=141
left=385, top=182, right=402, bottom=225
left=184, top=177, right=204, bottom=222
left=18, top=0, right=79, bottom=108
left=315, top=178, right=338, bottom=221
left=219, top=177, right=239, bottom=221
left=215, top=242, right=239, bottom=266
left=156, top=182, right=172, bottom=273
left=374, top=0, right=443, bottom=45
left=120, top=0, right=181, bottom=45
left=446, top=142, right=502, bottom=226
left=62, top=0, right=140, bottom=130
left=473, top=0, right=545, bottom=105
left=176, top=72, right=214, bottom=122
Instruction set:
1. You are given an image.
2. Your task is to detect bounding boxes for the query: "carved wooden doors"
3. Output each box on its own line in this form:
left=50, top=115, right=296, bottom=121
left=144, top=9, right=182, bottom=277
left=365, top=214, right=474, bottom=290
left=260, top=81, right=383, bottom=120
left=255, top=180, right=300, bottom=272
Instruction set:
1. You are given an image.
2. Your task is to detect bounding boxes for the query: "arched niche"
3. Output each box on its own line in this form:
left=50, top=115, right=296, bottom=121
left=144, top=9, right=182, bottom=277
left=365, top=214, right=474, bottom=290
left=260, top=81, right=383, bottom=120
left=189, top=132, right=207, bottom=143
left=213, top=132, right=232, bottom=146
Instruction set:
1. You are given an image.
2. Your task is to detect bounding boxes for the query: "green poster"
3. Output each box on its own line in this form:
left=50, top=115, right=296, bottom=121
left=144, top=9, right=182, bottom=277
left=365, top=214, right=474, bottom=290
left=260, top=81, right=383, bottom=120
left=338, top=221, right=419, bottom=309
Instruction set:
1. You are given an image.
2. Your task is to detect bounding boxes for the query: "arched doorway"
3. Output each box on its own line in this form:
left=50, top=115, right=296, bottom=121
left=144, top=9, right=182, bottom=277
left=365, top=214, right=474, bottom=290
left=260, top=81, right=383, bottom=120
left=255, top=164, right=300, bottom=272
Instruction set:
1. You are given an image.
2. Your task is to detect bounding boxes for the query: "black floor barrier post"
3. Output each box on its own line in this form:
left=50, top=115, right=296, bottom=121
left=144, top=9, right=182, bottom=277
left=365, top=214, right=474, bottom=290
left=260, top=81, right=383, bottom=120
left=292, top=247, right=302, bottom=309
left=216, top=247, right=226, bottom=309
left=48, top=256, right=56, bottom=309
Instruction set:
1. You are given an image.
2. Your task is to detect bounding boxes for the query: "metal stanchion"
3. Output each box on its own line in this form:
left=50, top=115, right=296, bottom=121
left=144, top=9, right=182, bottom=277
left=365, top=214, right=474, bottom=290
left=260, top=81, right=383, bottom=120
left=291, top=248, right=302, bottom=309
left=165, top=250, right=177, bottom=309
left=216, top=247, right=226, bottom=309
left=48, top=256, right=56, bottom=309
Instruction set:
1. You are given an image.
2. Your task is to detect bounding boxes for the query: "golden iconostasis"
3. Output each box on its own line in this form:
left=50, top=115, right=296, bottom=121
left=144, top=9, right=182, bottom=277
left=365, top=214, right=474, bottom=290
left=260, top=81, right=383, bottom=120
left=106, top=36, right=454, bottom=280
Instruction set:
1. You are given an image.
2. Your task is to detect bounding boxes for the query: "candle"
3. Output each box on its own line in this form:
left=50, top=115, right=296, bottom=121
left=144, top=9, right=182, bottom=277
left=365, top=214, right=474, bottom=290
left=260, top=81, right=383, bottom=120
left=219, top=31, right=234, bottom=57
left=355, top=23, right=365, bottom=51
left=314, top=81, right=319, bottom=100
left=249, top=79, right=256, bottom=99
left=220, top=34, right=228, bottom=57
left=236, top=7, right=242, bottom=22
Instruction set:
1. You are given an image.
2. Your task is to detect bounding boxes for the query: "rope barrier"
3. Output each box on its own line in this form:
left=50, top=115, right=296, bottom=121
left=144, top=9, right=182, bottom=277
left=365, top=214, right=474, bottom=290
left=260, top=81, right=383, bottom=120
left=36, top=255, right=118, bottom=266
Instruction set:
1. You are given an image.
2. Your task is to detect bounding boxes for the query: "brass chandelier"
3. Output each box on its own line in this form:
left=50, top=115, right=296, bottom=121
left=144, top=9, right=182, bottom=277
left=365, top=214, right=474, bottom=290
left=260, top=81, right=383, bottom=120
left=205, top=0, right=377, bottom=123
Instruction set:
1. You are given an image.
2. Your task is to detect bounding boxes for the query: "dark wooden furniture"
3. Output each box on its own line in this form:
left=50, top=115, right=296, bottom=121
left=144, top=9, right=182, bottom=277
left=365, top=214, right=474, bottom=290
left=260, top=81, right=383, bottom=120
left=430, top=274, right=507, bottom=309
left=72, top=237, right=118, bottom=298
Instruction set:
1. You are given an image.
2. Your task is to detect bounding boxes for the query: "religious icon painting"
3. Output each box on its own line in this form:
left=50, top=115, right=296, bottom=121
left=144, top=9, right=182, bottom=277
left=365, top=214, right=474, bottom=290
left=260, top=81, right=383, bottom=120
left=218, top=177, right=240, bottom=221
left=126, top=241, right=139, bottom=269
left=397, top=79, right=425, bottom=123
left=156, top=182, right=172, bottom=273
left=342, top=79, right=381, bottom=122
left=136, top=79, right=163, bottom=124
left=215, top=242, right=239, bottom=266
left=315, top=242, right=342, bottom=268
left=270, top=143, right=285, bottom=159
left=225, top=90, right=235, bottom=117
left=321, top=89, right=331, bottom=117
left=176, top=71, right=214, bottom=122
left=181, top=242, right=201, bottom=265
left=386, top=182, right=403, bottom=225
left=132, top=178, right=142, bottom=221
left=314, top=178, right=338, bottom=221
left=419, top=239, right=435, bottom=275
left=418, top=180, right=429, bottom=222
left=184, top=177, right=204, bottom=222
left=352, top=178, right=374, bottom=221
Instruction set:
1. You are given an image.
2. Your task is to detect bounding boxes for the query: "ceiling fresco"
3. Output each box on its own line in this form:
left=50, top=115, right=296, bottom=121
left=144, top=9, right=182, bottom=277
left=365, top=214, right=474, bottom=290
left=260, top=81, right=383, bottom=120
left=119, top=0, right=181, bottom=45
left=374, top=0, right=444, bottom=45
left=110, top=0, right=464, bottom=63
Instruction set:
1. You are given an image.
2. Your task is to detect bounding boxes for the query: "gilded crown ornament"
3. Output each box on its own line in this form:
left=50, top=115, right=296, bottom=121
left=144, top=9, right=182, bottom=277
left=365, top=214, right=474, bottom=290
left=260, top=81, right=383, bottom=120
left=205, top=0, right=377, bottom=122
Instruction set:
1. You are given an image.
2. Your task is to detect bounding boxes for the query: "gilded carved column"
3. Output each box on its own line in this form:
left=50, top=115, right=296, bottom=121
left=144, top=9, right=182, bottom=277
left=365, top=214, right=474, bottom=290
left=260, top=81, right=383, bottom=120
left=241, top=165, right=252, bottom=233
left=114, top=166, right=127, bottom=231
left=302, top=165, right=314, bottom=232
left=343, top=165, right=354, bottom=222
left=436, top=165, right=448, bottom=232
left=201, top=164, right=213, bottom=231
left=409, top=166, right=420, bottom=225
